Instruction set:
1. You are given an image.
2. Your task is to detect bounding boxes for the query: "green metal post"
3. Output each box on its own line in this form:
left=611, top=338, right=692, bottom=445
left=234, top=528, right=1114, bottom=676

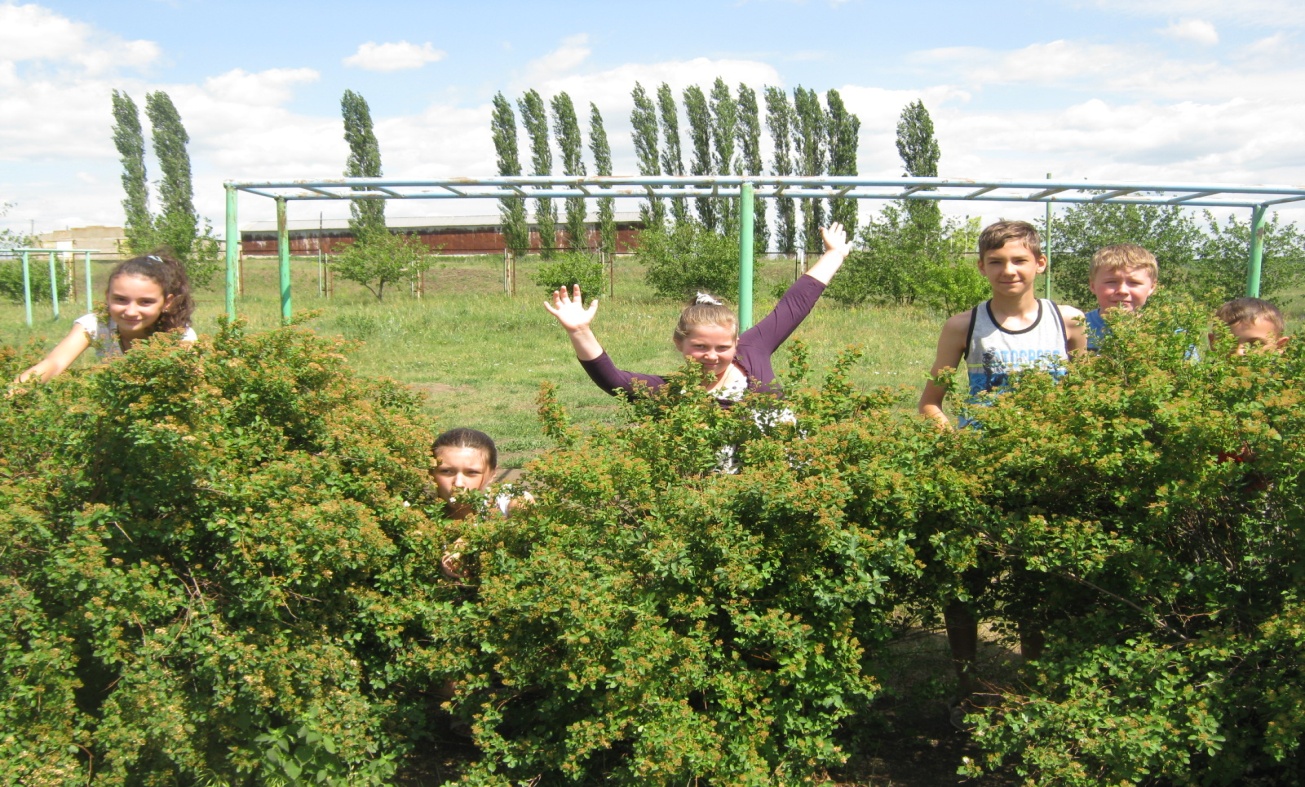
left=277, top=197, right=291, bottom=324
left=1044, top=172, right=1053, bottom=300
left=21, top=250, right=32, bottom=327
left=47, top=252, right=60, bottom=320
left=225, top=184, right=239, bottom=319
left=1246, top=204, right=1267, bottom=298
left=738, top=182, right=755, bottom=329
left=83, top=251, right=93, bottom=312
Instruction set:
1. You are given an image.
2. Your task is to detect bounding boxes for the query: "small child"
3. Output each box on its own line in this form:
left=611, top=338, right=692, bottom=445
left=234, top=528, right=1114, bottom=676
left=17, top=252, right=196, bottom=383
left=1214, top=297, right=1289, bottom=354
left=918, top=219, right=1085, bottom=703
left=1084, top=243, right=1158, bottom=351
left=431, top=428, right=528, bottom=580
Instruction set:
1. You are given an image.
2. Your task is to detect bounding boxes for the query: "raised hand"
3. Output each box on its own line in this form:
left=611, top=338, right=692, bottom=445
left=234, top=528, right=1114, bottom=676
left=543, top=284, right=598, bottom=333
left=544, top=284, right=604, bottom=361
left=820, top=222, right=853, bottom=256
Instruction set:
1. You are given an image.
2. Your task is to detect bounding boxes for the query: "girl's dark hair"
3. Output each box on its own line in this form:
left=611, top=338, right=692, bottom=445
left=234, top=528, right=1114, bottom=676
left=432, top=428, right=498, bottom=470
left=107, top=249, right=195, bottom=334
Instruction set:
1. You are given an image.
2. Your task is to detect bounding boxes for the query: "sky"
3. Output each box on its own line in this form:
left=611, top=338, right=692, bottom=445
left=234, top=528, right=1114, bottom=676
left=3, top=0, right=1305, bottom=239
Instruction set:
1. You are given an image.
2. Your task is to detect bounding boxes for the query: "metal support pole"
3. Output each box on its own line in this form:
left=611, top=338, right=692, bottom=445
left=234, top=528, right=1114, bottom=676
left=225, top=184, right=239, bottom=319
left=276, top=197, right=291, bottom=324
left=1044, top=172, right=1053, bottom=301
left=21, top=250, right=32, bottom=327
left=47, top=252, right=60, bottom=320
left=83, top=251, right=93, bottom=312
left=738, top=182, right=755, bottom=330
left=1247, top=204, right=1267, bottom=298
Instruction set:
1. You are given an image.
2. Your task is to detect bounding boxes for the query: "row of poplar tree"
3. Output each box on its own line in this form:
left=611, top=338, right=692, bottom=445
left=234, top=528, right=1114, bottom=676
left=110, top=90, right=220, bottom=286
left=490, top=79, right=864, bottom=258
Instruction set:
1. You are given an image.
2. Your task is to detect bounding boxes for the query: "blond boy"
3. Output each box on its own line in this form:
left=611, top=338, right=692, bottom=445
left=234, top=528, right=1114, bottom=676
left=1084, top=243, right=1159, bottom=351
left=1214, top=297, right=1289, bottom=354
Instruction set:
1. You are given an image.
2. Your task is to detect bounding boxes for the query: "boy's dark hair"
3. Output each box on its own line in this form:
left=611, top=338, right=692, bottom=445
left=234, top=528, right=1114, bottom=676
left=978, top=220, right=1042, bottom=259
left=1215, top=297, right=1285, bottom=335
left=432, top=428, right=498, bottom=470
left=108, top=249, right=195, bottom=334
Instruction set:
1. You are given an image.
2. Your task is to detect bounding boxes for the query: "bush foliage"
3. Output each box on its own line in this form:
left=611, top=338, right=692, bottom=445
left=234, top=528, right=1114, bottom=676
left=1, top=294, right=1303, bottom=784
left=0, top=256, right=73, bottom=304
left=532, top=251, right=606, bottom=302
left=637, top=219, right=743, bottom=300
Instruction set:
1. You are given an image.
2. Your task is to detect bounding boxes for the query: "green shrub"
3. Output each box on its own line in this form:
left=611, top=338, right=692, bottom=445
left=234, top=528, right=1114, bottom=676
left=533, top=250, right=605, bottom=302
left=0, top=320, right=461, bottom=785
left=639, top=219, right=743, bottom=300
left=953, top=293, right=1305, bottom=784
left=0, top=255, right=73, bottom=304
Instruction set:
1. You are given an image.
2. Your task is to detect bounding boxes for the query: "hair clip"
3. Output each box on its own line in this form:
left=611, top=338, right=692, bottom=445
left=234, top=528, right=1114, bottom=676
left=695, top=292, right=722, bottom=306
left=147, top=255, right=163, bottom=263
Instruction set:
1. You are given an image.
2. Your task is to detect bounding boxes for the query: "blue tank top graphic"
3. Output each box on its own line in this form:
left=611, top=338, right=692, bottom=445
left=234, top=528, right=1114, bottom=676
left=965, top=299, right=1068, bottom=399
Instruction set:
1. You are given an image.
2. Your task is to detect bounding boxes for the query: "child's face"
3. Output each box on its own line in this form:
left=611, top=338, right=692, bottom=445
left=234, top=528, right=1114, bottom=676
left=1089, top=266, right=1156, bottom=313
left=674, top=323, right=738, bottom=383
left=1228, top=317, right=1288, bottom=355
left=107, top=273, right=171, bottom=339
left=978, top=240, right=1046, bottom=297
left=432, top=446, right=495, bottom=503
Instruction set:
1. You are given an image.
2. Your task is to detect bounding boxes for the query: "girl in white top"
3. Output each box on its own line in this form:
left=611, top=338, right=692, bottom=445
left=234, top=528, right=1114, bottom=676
left=432, top=428, right=530, bottom=581
left=17, top=251, right=196, bottom=383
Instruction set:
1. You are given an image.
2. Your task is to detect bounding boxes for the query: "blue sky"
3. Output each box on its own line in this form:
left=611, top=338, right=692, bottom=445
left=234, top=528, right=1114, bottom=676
left=4, top=0, right=1305, bottom=236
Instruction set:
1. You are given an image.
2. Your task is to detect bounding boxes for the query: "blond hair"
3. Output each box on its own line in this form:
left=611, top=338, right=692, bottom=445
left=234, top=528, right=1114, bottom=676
left=1090, top=243, right=1158, bottom=283
left=1215, top=297, right=1285, bottom=335
left=673, top=292, right=738, bottom=345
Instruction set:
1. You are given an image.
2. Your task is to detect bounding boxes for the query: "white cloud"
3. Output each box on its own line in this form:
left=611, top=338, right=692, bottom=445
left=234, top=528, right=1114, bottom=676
left=203, top=67, right=319, bottom=107
left=343, top=40, right=446, bottom=72
left=1160, top=19, right=1219, bottom=45
left=0, top=2, right=160, bottom=74
left=520, top=34, right=592, bottom=86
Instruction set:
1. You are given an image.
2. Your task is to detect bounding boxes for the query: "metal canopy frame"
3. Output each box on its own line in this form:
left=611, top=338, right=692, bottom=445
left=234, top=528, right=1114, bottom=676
left=224, top=176, right=1305, bottom=324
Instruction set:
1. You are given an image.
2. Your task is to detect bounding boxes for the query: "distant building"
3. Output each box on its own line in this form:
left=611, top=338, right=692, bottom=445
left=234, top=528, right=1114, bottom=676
left=34, top=225, right=126, bottom=258
left=239, top=212, right=646, bottom=257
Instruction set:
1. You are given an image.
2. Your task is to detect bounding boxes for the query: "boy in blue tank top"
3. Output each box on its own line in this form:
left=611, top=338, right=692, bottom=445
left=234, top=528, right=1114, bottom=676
left=918, top=220, right=1085, bottom=706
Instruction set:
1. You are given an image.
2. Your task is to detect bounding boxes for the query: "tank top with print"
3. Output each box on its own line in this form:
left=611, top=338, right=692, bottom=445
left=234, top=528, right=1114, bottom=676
left=965, top=299, right=1068, bottom=398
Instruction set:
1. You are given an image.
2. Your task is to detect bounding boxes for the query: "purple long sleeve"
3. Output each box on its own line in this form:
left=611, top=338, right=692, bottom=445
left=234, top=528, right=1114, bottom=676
left=577, top=274, right=827, bottom=400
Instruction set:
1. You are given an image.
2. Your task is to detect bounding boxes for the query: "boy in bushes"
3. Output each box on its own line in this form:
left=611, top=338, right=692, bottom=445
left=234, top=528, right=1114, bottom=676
left=1214, top=297, right=1290, bottom=354
left=1083, top=243, right=1159, bottom=351
left=918, top=219, right=1085, bottom=707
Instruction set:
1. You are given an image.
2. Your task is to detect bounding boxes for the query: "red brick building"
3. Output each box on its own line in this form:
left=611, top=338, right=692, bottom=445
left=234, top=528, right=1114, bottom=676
left=240, top=213, right=645, bottom=257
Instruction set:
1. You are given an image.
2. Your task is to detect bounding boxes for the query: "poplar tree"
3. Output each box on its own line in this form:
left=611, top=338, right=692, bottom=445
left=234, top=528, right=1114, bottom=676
left=826, top=88, right=861, bottom=238
left=896, top=99, right=942, bottom=236
left=340, top=89, right=386, bottom=238
left=112, top=90, right=153, bottom=255
left=765, top=86, right=798, bottom=254
left=491, top=92, right=530, bottom=257
left=519, top=90, right=556, bottom=257
left=793, top=86, right=827, bottom=252
left=657, top=83, right=688, bottom=226
left=588, top=103, right=616, bottom=256
left=551, top=92, right=588, bottom=250
left=735, top=83, right=768, bottom=252
left=146, top=91, right=198, bottom=260
left=630, top=82, right=664, bottom=229
left=709, top=78, right=739, bottom=235
left=683, top=84, right=714, bottom=230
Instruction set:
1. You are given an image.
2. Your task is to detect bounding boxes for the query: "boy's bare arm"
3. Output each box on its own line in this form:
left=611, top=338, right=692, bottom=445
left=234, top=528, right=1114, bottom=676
left=918, top=312, right=970, bottom=427
left=1059, top=304, right=1087, bottom=354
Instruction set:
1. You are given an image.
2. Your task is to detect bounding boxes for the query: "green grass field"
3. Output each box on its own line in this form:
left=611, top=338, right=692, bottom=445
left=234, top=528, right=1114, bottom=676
left=3, top=252, right=1299, bottom=467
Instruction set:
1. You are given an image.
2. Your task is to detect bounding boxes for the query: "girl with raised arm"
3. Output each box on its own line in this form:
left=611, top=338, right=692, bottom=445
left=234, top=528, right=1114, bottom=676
left=545, top=223, right=853, bottom=404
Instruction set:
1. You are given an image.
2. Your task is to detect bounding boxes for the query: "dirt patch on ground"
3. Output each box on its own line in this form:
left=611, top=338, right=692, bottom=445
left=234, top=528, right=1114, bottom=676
left=408, top=382, right=463, bottom=396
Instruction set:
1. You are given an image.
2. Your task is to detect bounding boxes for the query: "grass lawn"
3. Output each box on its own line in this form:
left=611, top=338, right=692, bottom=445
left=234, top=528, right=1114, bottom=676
left=0, top=253, right=945, bottom=467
